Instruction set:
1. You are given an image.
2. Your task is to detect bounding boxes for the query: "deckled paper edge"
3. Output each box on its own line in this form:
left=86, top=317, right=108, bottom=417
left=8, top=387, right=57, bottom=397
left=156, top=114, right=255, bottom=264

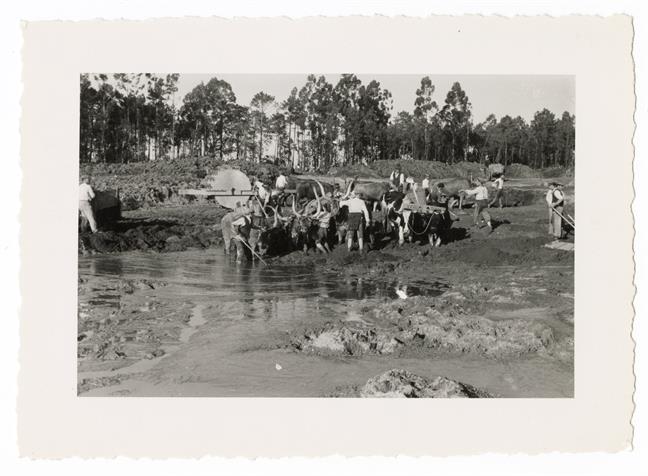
left=21, top=17, right=634, bottom=457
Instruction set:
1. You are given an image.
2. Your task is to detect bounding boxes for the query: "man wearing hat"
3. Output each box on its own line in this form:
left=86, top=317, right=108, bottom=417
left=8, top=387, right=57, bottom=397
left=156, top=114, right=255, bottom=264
left=339, top=191, right=371, bottom=252
left=547, top=182, right=565, bottom=239
left=389, top=166, right=405, bottom=192
left=462, top=177, right=493, bottom=233
left=230, top=205, right=253, bottom=262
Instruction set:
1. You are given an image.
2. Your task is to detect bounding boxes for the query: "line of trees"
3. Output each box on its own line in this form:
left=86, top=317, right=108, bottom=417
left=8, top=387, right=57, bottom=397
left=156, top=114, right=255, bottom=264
left=79, top=73, right=575, bottom=170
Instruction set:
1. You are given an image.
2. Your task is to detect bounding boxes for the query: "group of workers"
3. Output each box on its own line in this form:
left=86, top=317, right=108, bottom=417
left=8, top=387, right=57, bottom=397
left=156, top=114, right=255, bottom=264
left=389, top=165, right=504, bottom=233
left=79, top=164, right=570, bottom=246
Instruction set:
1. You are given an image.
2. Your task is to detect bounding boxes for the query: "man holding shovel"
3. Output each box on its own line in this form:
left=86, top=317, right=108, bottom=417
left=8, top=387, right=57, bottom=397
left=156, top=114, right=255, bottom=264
left=547, top=182, right=566, bottom=239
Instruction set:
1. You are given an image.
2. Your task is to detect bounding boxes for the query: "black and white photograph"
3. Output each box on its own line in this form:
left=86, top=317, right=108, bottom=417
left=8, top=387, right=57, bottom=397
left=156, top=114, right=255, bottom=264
left=77, top=73, right=575, bottom=398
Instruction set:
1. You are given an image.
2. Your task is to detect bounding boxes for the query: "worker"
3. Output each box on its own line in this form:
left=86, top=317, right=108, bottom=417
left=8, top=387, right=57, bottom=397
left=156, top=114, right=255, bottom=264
left=462, top=177, right=493, bottom=233
left=549, top=182, right=566, bottom=239
left=275, top=171, right=288, bottom=191
left=421, top=174, right=431, bottom=202
left=489, top=173, right=505, bottom=208
left=79, top=175, right=98, bottom=233
left=339, top=191, right=370, bottom=252
left=429, top=182, right=449, bottom=207
left=231, top=208, right=252, bottom=262
left=389, top=166, right=405, bottom=191
left=545, top=182, right=557, bottom=236
left=253, top=178, right=270, bottom=207
left=312, top=198, right=333, bottom=254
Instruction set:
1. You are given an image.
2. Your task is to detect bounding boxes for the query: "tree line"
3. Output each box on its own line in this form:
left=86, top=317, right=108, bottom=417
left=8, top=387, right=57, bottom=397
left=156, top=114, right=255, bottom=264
left=80, top=73, right=575, bottom=170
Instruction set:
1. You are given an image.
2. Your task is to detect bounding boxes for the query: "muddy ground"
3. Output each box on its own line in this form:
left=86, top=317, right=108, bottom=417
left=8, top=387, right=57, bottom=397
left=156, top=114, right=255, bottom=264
left=78, top=177, right=574, bottom=397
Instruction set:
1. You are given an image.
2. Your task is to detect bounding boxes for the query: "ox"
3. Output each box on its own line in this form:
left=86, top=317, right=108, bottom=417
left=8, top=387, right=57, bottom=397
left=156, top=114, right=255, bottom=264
left=428, top=177, right=477, bottom=210
left=382, top=190, right=454, bottom=248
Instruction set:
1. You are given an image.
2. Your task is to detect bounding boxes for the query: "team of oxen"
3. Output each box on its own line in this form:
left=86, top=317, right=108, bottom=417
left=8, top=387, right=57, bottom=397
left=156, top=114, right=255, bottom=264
left=220, top=177, right=472, bottom=260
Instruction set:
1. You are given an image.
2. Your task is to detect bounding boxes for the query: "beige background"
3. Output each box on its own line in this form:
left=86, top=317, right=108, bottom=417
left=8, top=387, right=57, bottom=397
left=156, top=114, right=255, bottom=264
left=19, top=16, right=634, bottom=457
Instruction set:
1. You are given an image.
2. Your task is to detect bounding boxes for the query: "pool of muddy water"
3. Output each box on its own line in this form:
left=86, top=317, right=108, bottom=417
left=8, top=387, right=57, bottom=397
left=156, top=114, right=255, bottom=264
left=79, top=250, right=572, bottom=398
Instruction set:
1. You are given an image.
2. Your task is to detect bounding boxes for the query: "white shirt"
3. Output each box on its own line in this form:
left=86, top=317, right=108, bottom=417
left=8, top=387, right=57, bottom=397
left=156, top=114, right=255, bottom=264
left=79, top=183, right=95, bottom=201
left=493, top=177, right=504, bottom=190
left=465, top=185, right=489, bottom=201
left=275, top=175, right=288, bottom=189
left=339, top=197, right=370, bottom=222
left=551, top=189, right=564, bottom=205
left=422, top=178, right=430, bottom=190
left=255, top=181, right=268, bottom=200
left=545, top=189, right=554, bottom=206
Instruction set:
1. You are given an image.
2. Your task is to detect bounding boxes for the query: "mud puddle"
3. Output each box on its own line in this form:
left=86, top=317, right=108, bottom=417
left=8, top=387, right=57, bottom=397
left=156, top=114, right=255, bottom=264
left=78, top=246, right=572, bottom=398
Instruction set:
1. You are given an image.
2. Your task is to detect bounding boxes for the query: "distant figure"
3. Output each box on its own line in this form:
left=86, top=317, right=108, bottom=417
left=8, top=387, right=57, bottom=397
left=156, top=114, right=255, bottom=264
left=489, top=173, right=505, bottom=208
left=545, top=183, right=556, bottom=236
left=389, top=166, right=405, bottom=191
left=79, top=175, right=98, bottom=233
left=254, top=178, right=270, bottom=206
left=463, top=177, right=493, bottom=233
left=548, top=182, right=565, bottom=239
left=421, top=174, right=431, bottom=201
left=275, top=171, right=288, bottom=191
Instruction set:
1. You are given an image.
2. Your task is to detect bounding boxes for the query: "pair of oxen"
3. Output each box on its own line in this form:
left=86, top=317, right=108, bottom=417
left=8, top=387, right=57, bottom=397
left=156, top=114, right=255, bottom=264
left=220, top=178, right=466, bottom=260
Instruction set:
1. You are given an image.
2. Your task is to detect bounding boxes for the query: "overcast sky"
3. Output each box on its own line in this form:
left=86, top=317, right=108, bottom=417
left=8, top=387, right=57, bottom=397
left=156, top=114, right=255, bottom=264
left=172, top=74, right=574, bottom=123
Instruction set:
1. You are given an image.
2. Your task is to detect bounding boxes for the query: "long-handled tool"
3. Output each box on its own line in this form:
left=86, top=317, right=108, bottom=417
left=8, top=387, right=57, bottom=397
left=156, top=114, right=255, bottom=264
left=234, top=235, right=268, bottom=265
left=552, top=207, right=576, bottom=229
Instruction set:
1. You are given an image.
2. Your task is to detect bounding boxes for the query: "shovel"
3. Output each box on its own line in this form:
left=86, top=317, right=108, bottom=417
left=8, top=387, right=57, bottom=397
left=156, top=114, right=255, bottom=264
left=234, top=235, right=268, bottom=265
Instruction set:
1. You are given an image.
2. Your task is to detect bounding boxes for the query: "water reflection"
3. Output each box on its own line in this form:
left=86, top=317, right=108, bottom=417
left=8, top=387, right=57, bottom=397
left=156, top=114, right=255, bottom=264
left=79, top=251, right=448, bottom=323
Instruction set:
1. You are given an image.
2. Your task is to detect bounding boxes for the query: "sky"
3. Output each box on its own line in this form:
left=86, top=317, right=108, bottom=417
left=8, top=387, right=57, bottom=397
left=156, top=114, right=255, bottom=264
left=172, top=74, right=574, bottom=123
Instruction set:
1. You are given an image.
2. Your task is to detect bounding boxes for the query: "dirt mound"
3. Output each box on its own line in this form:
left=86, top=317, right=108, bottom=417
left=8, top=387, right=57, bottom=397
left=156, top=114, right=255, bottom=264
left=505, top=163, right=537, bottom=178
left=338, top=369, right=493, bottom=398
left=505, top=188, right=542, bottom=206
left=291, top=296, right=556, bottom=359
left=328, top=164, right=382, bottom=179
left=82, top=157, right=281, bottom=211
left=368, top=160, right=485, bottom=180
left=79, top=222, right=221, bottom=254
left=292, top=321, right=401, bottom=356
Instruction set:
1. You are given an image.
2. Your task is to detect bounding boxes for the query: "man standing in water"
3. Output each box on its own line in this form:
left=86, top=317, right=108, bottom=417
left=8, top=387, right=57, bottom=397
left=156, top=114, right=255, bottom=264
left=339, top=191, right=370, bottom=252
left=79, top=175, right=98, bottom=233
left=462, top=177, right=493, bottom=233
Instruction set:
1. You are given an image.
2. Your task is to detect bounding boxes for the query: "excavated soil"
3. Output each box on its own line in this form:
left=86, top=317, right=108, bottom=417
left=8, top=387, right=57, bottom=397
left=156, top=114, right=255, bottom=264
left=77, top=177, right=574, bottom=397
left=329, top=369, right=494, bottom=398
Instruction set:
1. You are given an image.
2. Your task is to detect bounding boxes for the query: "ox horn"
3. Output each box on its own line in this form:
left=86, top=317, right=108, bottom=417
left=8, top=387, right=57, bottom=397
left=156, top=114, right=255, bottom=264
left=292, top=198, right=303, bottom=217
left=341, top=179, right=354, bottom=200
left=316, top=180, right=327, bottom=198
left=269, top=206, right=279, bottom=228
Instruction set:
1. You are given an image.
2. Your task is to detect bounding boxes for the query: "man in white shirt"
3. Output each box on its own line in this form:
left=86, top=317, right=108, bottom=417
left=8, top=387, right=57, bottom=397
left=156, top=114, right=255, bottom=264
left=462, top=177, right=493, bottom=232
left=254, top=178, right=270, bottom=206
left=339, top=191, right=370, bottom=252
left=489, top=173, right=505, bottom=208
left=275, top=172, right=288, bottom=191
left=79, top=175, right=98, bottom=233
left=549, top=183, right=565, bottom=239
left=545, top=183, right=557, bottom=235
left=422, top=174, right=431, bottom=202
